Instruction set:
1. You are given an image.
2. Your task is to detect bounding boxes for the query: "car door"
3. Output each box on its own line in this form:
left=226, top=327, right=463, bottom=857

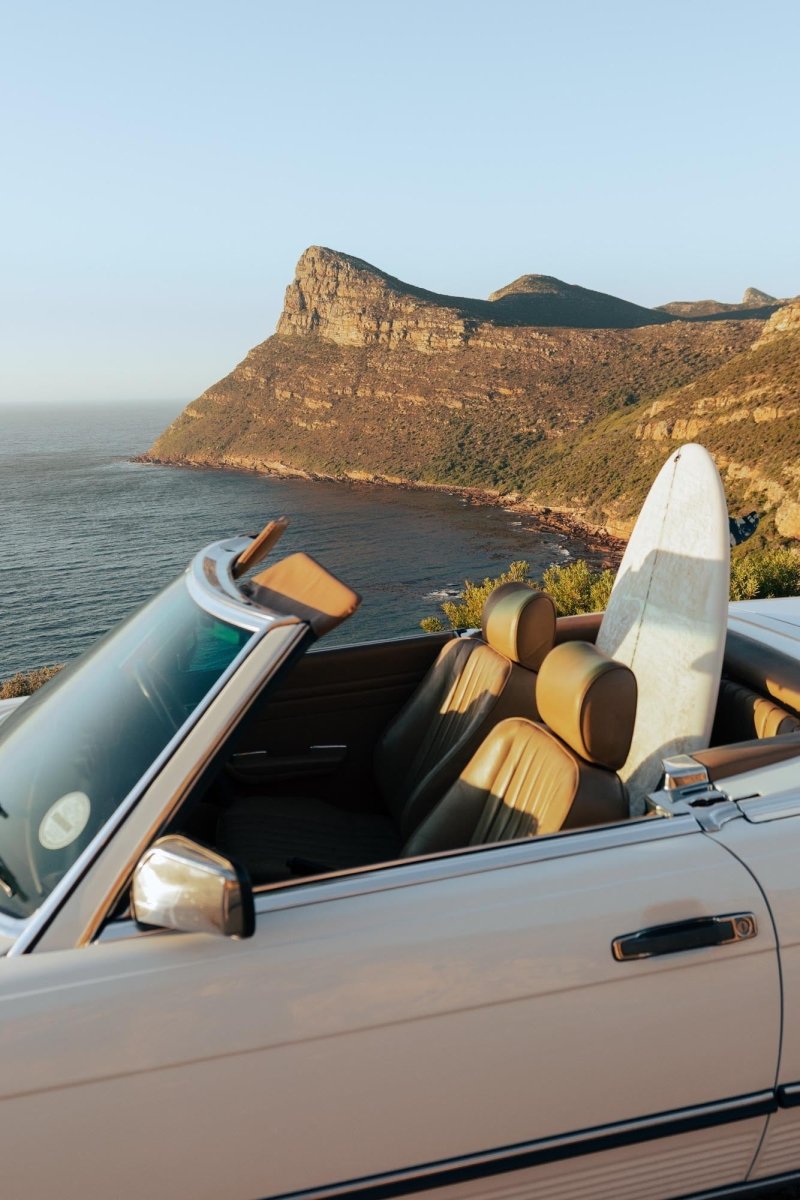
left=699, top=778, right=800, bottom=1188
left=0, top=813, right=779, bottom=1200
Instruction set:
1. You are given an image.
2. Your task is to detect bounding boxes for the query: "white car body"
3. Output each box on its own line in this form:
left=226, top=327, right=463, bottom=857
left=1, top=538, right=799, bottom=1200
left=0, top=695, right=26, bottom=724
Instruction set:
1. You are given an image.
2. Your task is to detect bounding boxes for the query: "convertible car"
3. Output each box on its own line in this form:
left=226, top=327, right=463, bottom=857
left=2, top=520, right=800, bottom=1200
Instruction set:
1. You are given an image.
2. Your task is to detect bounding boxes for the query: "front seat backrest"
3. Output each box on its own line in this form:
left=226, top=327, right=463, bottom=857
left=403, top=641, right=636, bottom=857
left=374, top=584, right=556, bottom=839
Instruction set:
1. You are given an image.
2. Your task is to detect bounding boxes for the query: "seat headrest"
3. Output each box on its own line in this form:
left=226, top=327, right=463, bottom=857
left=536, top=641, right=637, bottom=771
left=481, top=583, right=556, bottom=671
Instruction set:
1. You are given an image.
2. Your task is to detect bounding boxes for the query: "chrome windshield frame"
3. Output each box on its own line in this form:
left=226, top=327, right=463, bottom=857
left=1, top=535, right=303, bottom=955
left=188, top=536, right=277, bottom=630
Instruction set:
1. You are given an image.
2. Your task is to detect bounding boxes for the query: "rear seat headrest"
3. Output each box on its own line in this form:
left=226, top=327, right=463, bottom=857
left=536, top=641, right=637, bottom=770
left=482, top=583, right=556, bottom=672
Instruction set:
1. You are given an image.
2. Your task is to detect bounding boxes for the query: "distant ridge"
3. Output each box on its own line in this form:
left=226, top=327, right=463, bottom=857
left=487, top=272, right=671, bottom=329
left=656, top=286, right=787, bottom=321
left=276, top=247, right=674, bottom=336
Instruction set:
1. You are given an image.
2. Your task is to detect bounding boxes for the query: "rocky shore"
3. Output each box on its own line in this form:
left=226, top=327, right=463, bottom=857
left=137, top=451, right=626, bottom=570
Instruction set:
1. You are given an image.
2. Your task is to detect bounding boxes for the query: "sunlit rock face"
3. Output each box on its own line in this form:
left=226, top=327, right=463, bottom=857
left=147, top=247, right=796, bottom=537
left=277, top=247, right=476, bottom=352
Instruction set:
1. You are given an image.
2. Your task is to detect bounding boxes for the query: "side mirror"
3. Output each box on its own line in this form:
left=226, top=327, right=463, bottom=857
left=131, top=835, right=255, bottom=939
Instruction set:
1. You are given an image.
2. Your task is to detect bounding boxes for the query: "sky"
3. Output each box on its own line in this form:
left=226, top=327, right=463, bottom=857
left=2, top=0, right=799, bottom=404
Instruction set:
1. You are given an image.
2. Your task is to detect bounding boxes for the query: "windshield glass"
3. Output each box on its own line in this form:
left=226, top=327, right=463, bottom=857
left=0, top=579, right=254, bottom=920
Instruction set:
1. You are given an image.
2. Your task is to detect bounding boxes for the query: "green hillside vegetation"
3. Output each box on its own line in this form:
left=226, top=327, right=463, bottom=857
left=526, top=310, right=800, bottom=530
left=150, top=322, right=759, bottom=497
left=420, top=559, right=619, bottom=630
left=729, top=545, right=800, bottom=601
left=421, top=546, right=800, bottom=630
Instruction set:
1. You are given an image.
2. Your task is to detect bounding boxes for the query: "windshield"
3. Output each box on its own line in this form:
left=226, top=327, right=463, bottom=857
left=0, top=579, right=254, bottom=920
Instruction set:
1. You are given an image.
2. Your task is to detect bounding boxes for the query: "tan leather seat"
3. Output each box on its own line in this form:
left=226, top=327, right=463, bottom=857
left=403, top=641, right=636, bottom=857
left=374, top=583, right=556, bottom=840
left=711, top=678, right=800, bottom=745
left=217, top=584, right=556, bottom=881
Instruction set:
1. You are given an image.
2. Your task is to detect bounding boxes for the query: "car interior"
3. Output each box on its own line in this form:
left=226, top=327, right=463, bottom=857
left=183, top=548, right=800, bottom=892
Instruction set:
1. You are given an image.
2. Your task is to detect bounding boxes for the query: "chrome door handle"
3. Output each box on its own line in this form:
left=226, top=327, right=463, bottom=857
left=612, top=914, right=758, bottom=961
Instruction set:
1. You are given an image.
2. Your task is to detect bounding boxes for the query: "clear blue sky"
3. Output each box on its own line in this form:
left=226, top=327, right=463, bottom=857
left=2, top=0, right=798, bottom=403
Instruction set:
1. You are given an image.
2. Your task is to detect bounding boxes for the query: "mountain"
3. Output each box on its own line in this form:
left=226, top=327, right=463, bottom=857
left=743, top=287, right=778, bottom=306
left=147, top=247, right=795, bottom=539
left=656, top=286, right=785, bottom=321
left=485, top=273, right=673, bottom=328
left=276, top=247, right=674, bottom=341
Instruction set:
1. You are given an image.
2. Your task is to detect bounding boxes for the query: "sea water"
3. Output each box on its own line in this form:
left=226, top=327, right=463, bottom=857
left=0, top=400, right=603, bottom=677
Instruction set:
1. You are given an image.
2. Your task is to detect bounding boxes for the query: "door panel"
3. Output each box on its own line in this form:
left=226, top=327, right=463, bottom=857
left=0, top=827, right=778, bottom=1200
left=228, top=631, right=451, bottom=805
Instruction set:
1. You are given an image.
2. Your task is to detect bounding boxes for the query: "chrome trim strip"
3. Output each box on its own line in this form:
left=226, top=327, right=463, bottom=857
left=676, top=1171, right=800, bottom=1200
left=7, top=617, right=267, bottom=957
left=253, top=814, right=699, bottom=917
left=256, top=1091, right=775, bottom=1200
left=94, top=916, right=147, bottom=944
left=777, top=1082, right=800, bottom=1108
left=307, top=630, right=454, bottom=654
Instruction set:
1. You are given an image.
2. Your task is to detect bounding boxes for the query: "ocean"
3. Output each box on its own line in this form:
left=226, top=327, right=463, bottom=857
left=0, top=400, right=604, bottom=678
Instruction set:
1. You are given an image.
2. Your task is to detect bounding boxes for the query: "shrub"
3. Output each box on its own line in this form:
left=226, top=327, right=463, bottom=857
left=729, top=546, right=800, bottom=601
left=0, top=664, right=63, bottom=699
left=420, top=561, right=532, bottom=632
left=422, top=544, right=800, bottom=633
left=540, top=560, right=616, bottom=617
left=420, top=558, right=615, bottom=629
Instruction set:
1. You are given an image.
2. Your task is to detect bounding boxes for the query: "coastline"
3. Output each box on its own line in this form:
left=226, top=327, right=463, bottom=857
left=135, top=452, right=626, bottom=570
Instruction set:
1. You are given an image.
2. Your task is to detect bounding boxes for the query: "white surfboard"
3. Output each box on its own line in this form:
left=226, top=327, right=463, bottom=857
left=596, top=444, right=730, bottom=810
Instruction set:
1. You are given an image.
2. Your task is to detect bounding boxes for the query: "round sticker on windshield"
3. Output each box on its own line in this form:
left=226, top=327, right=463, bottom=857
left=39, top=792, right=91, bottom=851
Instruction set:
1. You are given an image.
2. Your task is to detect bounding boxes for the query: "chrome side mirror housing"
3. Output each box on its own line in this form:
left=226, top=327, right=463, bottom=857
left=131, top=835, right=255, bottom=939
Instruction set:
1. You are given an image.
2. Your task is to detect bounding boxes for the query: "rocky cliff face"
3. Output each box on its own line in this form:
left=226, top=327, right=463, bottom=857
left=276, top=246, right=674, bottom=346
left=276, top=247, right=479, bottom=352
left=628, top=301, right=800, bottom=535
left=635, top=304, right=800, bottom=441
left=148, top=247, right=796, bottom=539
